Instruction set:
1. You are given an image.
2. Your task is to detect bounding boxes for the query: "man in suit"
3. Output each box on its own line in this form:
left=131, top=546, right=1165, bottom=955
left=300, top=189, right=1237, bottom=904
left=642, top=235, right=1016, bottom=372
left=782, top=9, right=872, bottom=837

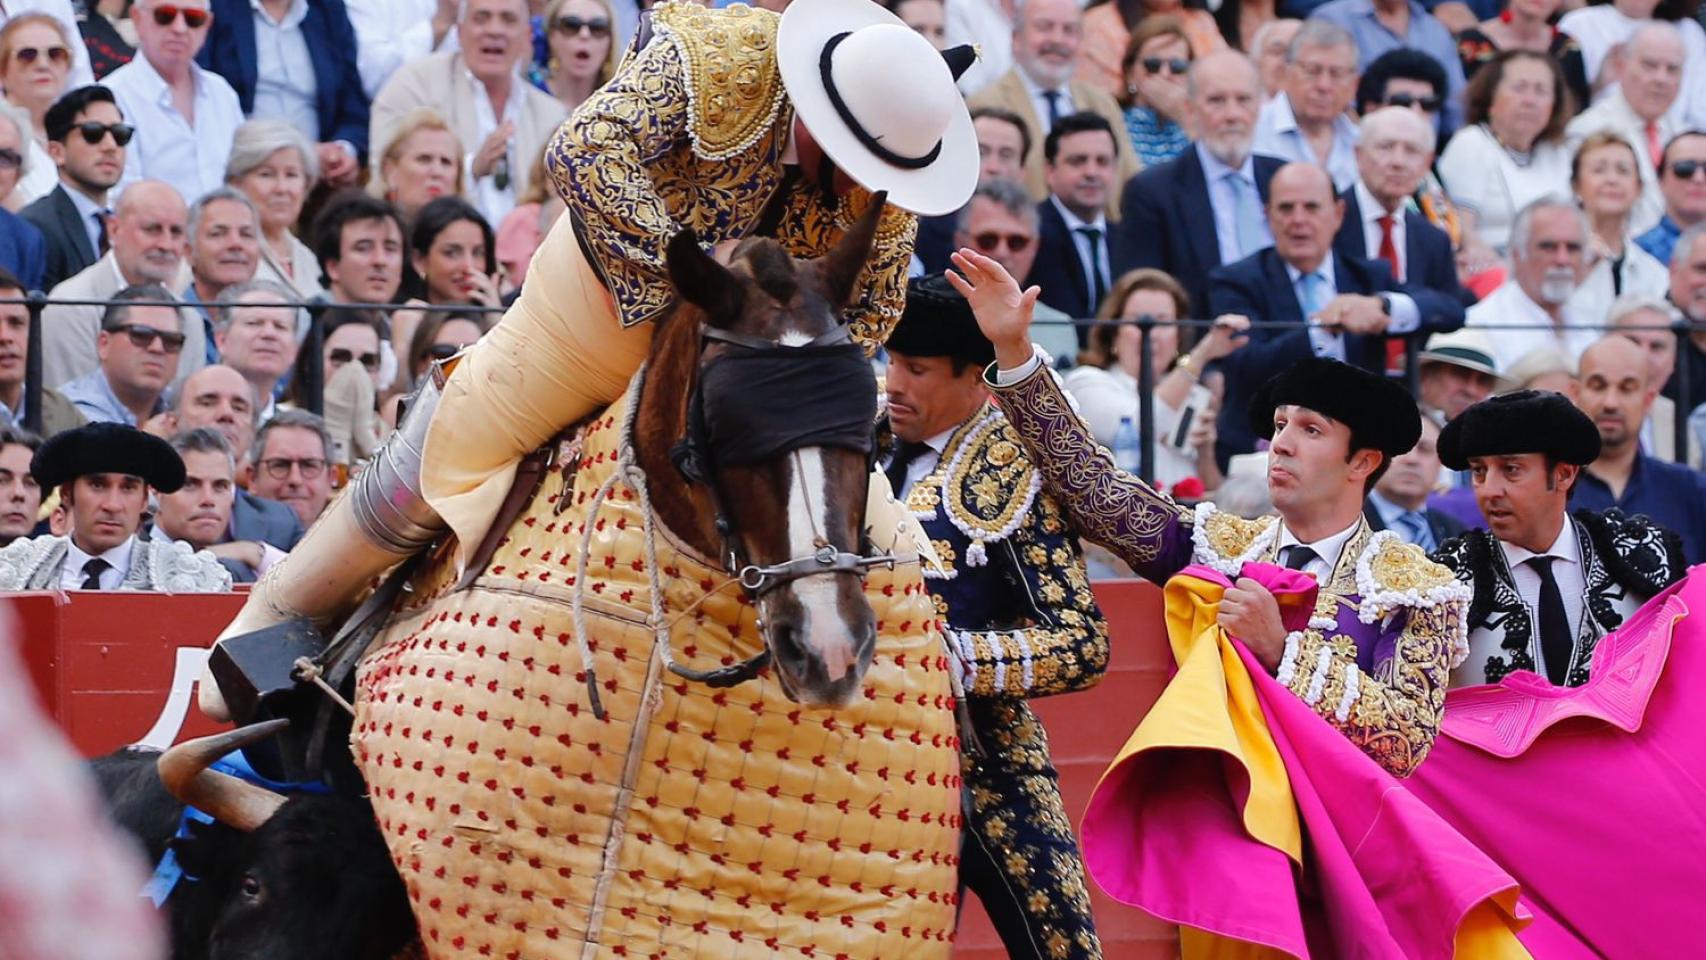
left=0, top=113, right=45, bottom=293
left=1363, top=407, right=1462, bottom=551
left=1030, top=113, right=1133, bottom=333
left=369, top=0, right=567, bottom=227
left=21, top=86, right=127, bottom=293
left=196, top=0, right=369, bottom=187
left=953, top=178, right=1080, bottom=361
left=42, top=180, right=203, bottom=389
left=965, top=0, right=1136, bottom=218
left=1333, top=107, right=1460, bottom=301
left=917, top=106, right=1032, bottom=274
left=1209, top=162, right=1466, bottom=464
left=1118, top=49, right=1284, bottom=314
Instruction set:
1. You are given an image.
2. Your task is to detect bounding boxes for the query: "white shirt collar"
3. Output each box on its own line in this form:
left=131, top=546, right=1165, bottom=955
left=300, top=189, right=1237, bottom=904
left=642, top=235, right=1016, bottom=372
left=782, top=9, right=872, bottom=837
left=131, top=50, right=206, bottom=102
left=922, top=425, right=956, bottom=456
left=1016, top=64, right=1065, bottom=104
left=1496, top=279, right=1557, bottom=321
left=1196, top=140, right=1255, bottom=184
left=1354, top=178, right=1400, bottom=222
left=1498, top=515, right=1581, bottom=571
left=65, top=534, right=136, bottom=583
left=1284, top=255, right=1337, bottom=288
left=1050, top=195, right=1107, bottom=233
left=63, top=182, right=107, bottom=220
left=250, top=0, right=309, bottom=28
left=1275, top=515, right=1362, bottom=571
left=463, top=62, right=527, bottom=118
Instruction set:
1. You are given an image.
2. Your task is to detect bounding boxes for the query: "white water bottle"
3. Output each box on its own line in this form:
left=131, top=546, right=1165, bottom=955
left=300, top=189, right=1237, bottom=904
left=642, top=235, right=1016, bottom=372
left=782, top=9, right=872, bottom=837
left=1113, top=416, right=1141, bottom=474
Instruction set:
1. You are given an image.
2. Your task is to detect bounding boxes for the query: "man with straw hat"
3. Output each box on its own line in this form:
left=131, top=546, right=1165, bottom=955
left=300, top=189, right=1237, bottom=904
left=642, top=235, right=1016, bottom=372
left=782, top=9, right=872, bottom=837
left=201, top=0, right=983, bottom=716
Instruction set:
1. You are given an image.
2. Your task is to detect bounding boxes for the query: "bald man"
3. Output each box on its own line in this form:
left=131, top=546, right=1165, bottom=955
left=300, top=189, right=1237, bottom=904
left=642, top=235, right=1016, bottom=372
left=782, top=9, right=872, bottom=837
left=1208, top=162, right=1466, bottom=465
left=1334, top=107, right=1463, bottom=301
left=1570, top=334, right=1706, bottom=563
left=42, top=180, right=201, bottom=388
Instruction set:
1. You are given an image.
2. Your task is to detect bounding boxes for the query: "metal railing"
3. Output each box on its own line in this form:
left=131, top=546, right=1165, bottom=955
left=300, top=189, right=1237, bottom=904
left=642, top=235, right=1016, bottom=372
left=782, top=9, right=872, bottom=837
left=5, top=293, right=1695, bottom=483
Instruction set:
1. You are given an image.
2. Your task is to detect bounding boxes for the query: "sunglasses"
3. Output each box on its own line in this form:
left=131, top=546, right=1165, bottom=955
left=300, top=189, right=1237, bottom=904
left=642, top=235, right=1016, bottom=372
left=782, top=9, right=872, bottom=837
left=114, top=323, right=186, bottom=353
left=328, top=347, right=380, bottom=370
left=150, top=4, right=211, bottom=28
left=1383, top=92, right=1444, bottom=112
left=972, top=231, right=1032, bottom=254
left=259, top=457, right=327, bottom=480
left=0, top=148, right=19, bottom=171
left=1669, top=159, right=1706, bottom=180
left=426, top=343, right=474, bottom=361
left=14, top=45, right=70, bottom=65
left=74, top=121, right=134, bottom=146
left=552, top=14, right=610, bottom=38
left=1141, top=57, right=1190, bottom=76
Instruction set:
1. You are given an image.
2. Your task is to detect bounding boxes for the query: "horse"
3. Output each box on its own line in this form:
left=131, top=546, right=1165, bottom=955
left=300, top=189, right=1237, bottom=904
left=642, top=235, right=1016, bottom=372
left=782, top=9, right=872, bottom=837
left=325, top=196, right=962, bottom=959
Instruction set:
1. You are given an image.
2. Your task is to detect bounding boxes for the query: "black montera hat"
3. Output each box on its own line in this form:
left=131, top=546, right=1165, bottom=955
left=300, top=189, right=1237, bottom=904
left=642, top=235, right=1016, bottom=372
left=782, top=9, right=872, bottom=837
left=1248, top=357, right=1422, bottom=458
left=1436, top=389, right=1601, bottom=470
left=885, top=273, right=996, bottom=367
left=32, top=422, right=186, bottom=492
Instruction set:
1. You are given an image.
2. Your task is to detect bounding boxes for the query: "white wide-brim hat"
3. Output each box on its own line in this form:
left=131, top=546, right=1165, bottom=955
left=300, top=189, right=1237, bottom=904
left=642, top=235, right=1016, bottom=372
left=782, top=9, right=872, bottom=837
left=778, top=0, right=980, bottom=217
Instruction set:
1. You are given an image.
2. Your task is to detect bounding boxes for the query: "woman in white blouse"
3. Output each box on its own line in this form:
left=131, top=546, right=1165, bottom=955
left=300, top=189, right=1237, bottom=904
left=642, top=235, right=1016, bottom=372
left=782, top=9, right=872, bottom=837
left=1062, top=268, right=1248, bottom=490
left=226, top=121, right=326, bottom=307
left=1569, top=130, right=1669, bottom=326
left=1439, top=50, right=1576, bottom=254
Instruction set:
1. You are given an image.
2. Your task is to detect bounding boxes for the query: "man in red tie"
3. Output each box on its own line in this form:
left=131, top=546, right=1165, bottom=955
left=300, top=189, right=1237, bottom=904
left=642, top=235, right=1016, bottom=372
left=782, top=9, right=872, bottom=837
left=1332, top=106, right=1465, bottom=373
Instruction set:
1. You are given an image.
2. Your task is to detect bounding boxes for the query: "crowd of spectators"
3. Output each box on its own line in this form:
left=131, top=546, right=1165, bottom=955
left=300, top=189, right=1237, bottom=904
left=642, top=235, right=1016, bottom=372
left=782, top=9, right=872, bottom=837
left=0, top=0, right=1702, bottom=594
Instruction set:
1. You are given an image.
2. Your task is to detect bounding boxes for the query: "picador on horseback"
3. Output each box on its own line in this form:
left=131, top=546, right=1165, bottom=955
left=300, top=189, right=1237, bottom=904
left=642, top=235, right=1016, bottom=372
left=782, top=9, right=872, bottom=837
left=188, top=0, right=993, bottom=957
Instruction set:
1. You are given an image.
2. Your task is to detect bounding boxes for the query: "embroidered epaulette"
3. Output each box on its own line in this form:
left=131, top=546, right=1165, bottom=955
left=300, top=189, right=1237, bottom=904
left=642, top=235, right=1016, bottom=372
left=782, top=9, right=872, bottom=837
left=1189, top=502, right=1279, bottom=575
left=1575, top=507, right=1687, bottom=598
left=652, top=2, right=786, bottom=160
left=1356, top=530, right=1471, bottom=666
left=907, top=407, right=1040, bottom=567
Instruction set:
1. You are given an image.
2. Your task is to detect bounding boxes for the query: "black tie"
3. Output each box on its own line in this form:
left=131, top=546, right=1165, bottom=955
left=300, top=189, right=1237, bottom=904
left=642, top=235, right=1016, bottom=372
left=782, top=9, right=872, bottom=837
left=1075, top=226, right=1108, bottom=312
left=1526, top=556, right=1574, bottom=685
left=80, top=557, right=110, bottom=590
left=95, top=209, right=110, bottom=256
left=885, top=440, right=929, bottom=497
left=1283, top=545, right=1318, bottom=570
left=1042, top=90, right=1063, bottom=129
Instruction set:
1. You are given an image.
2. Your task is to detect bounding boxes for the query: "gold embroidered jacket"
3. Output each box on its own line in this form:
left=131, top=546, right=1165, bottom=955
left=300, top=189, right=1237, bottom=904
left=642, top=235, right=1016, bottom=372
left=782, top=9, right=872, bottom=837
left=548, top=2, right=916, bottom=348
left=904, top=403, right=1110, bottom=701
left=987, top=362, right=1469, bottom=776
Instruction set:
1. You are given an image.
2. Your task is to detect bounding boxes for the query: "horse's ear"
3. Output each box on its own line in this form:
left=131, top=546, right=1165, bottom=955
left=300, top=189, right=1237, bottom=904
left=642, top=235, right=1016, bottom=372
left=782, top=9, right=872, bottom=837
left=667, top=228, right=744, bottom=325
left=818, top=190, right=887, bottom=312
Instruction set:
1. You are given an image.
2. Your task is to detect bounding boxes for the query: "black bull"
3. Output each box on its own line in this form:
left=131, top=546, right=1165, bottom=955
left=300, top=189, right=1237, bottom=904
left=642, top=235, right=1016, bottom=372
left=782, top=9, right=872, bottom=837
left=90, top=721, right=417, bottom=960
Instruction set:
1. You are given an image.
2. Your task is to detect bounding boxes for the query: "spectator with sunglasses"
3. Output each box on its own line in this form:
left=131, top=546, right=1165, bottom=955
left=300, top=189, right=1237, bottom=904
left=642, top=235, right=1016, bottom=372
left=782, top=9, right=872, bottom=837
left=0, top=112, right=45, bottom=292
left=60, top=282, right=184, bottom=426
left=950, top=177, right=1079, bottom=362
left=0, top=13, right=76, bottom=207
left=1635, top=131, right=1706, bottom=266
left=291, top=306, right=381, bottom=406
left=1117, top=15, right=1193, bottom=167
left=1307, top=0, right=1467, bottom=134
left=42, top=179, right=206, bottom=388
left=21, top=86, right=128, bottom=291
left=0, top=0, right=93, bottom=88
left=402, top=307, right=488, bottom=394
left=104, top=0, right=245, bottom=206
left=539, top=0, right=617, bottom=114
left=248, top=406, right=333, bottom=525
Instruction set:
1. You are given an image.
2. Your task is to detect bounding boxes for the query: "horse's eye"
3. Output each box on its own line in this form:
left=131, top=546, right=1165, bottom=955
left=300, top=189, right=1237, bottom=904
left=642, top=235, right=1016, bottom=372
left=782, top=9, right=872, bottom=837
left=240, top=874, right=264, bottom=901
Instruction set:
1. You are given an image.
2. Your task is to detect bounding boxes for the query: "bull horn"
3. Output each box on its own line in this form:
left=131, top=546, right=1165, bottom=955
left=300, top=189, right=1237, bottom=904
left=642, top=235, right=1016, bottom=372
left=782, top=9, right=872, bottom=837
left=157, top=719, right=291, bottom=831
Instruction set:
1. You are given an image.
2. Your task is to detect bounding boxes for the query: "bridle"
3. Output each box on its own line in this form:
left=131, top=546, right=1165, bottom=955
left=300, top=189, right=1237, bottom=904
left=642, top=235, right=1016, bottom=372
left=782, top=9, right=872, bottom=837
left=666, top=322, right=897, bottom=687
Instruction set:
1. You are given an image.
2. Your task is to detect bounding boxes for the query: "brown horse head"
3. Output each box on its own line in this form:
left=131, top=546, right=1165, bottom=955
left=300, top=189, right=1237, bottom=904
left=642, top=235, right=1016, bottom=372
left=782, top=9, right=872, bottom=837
left=636, top=195, right=889, bottom=709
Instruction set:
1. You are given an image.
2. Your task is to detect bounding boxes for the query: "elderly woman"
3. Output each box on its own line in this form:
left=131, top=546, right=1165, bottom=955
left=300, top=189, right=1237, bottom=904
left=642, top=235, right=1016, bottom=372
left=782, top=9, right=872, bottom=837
left=372, top=108, right=464, bottom=224
left=1118, top=15, right=1193, bottom=167
left=540, top=0, right=619, bottom=114
left=1568, top=131, right=1670, bottom=326
left=1061, top=268, right=1247, bottom=490
left=1438, top=50, right=1575, bottom=253
left=0, top=13, right=73, bottom=206
left=227, top=119, right=324, bottom=301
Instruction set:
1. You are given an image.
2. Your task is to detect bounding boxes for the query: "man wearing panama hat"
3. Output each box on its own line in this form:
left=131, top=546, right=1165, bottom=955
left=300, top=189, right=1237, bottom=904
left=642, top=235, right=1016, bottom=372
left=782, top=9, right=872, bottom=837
left=204, top=2, right=982, bottom=714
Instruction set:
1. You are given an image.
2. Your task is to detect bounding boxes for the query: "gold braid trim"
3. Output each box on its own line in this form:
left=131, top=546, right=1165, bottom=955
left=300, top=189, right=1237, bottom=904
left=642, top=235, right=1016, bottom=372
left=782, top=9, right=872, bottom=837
left=651, top=2, right=786, bottom=161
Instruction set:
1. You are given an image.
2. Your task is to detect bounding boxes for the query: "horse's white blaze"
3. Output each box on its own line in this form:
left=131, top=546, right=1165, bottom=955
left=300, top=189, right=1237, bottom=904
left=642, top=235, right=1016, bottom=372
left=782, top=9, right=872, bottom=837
left=785, top=447, right=858, bottom=681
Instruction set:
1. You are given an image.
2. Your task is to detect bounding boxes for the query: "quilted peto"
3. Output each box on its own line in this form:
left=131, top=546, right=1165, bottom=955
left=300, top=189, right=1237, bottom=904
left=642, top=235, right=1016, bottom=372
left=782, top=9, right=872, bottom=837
left=354, top=382, right=963, bottom=959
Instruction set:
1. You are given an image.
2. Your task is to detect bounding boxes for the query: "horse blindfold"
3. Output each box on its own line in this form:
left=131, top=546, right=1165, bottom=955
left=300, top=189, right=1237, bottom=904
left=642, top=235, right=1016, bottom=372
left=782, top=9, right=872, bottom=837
left=676, top=341, right=876, bottom=482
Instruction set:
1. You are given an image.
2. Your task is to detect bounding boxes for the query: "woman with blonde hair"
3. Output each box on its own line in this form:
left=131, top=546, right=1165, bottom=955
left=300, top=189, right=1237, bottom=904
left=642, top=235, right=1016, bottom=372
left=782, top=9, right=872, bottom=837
left=0, top=13, right=74, bottom=206
left=372, top=108, right=465, bottom=222
left=541, top=0, right=620, bottom=114
left=227, top=119, right=324, bottom=301
left=1567, top=131, right=1668, bottom=329
left=1062, top=267, right=1248, bottom=489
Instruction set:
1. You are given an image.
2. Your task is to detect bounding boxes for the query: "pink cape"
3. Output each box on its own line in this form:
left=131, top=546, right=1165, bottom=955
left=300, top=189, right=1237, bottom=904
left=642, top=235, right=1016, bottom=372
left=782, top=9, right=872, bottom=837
left=1407, top=570, right=1706, bottom=957
left=1081, top=563, right=1525, bottom=959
